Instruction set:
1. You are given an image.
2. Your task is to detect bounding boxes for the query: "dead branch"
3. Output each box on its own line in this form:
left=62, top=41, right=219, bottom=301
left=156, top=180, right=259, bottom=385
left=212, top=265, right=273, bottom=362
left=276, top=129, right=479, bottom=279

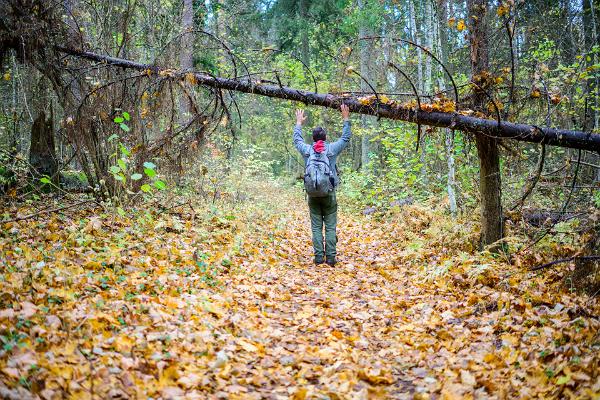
left=56, top=47, right=600, bottom=152
left=511, top=142, right=546, bottom=210
left=2, top=199, right=96, bottom=223
left=530, top=256, right=600, bottom=272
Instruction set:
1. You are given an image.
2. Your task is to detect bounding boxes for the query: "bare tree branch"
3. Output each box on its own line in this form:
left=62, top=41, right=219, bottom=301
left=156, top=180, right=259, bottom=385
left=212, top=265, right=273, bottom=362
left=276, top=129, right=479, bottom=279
left=56, top=47, right=600, bottom=152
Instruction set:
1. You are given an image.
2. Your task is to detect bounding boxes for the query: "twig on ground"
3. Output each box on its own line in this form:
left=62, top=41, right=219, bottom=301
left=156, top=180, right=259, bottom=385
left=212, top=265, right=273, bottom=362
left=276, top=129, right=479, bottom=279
left=530, top=255, right=600, bottom=272
left=2, top=199, right=95, bottom=223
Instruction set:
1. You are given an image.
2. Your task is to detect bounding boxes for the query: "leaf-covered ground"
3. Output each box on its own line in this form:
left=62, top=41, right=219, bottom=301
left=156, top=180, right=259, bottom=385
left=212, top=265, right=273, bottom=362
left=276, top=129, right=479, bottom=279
left=1, top=186, right=599, bottom=399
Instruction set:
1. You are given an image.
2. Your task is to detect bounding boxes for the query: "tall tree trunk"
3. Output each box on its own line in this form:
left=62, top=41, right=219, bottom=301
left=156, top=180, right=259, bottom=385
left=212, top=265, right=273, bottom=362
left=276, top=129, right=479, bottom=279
left=445, top=130, right=458, bottom=214
left=468, top=0, right=503, bottom=248
left=437, top=0, right=457, bottom=215
left=583, top=0, right=600, bottom=182
left=358, top=0, right=374, bottom=169
left=409, top=1, right=423, bottom=94
left=410, top=0, right=427, bottom=182
left=298, top=0, right=310, bottom=67
left=584, top=0, right=599, bottom=130
left=213, top=0, right=225, bottom=38
left=424, top=0, right=433, bottom=93
left=180, top=0, right=194, bottom=120
left=10, top=55, right=19, bottom=157
left=559, top=0, right=576, bottom=65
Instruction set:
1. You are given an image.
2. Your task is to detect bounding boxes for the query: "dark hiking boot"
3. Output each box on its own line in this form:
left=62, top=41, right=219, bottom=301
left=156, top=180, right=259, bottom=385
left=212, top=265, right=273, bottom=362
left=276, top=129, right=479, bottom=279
left=326, top=258, right=336, bottom=267
left=314, top=257, right=324, bottom=265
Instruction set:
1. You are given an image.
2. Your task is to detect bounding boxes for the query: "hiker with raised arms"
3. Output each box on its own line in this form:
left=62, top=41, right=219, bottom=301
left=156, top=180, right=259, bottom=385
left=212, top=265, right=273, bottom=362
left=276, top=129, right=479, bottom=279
left=293, top=104, right=352, bottom=266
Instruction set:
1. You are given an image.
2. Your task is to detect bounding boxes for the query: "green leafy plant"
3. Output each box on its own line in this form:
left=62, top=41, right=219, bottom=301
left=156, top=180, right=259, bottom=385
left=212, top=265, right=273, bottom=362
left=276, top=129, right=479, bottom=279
left=106, top=111, right=167, bottom=208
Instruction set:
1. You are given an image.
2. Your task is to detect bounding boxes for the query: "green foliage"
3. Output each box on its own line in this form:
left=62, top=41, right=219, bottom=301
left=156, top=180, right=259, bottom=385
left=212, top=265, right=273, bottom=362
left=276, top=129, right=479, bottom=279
left=195, top=252, right=221, bottom=288
left=106, top=111, right=166, bottom=205
left=0, top=153, right=17, bottom=192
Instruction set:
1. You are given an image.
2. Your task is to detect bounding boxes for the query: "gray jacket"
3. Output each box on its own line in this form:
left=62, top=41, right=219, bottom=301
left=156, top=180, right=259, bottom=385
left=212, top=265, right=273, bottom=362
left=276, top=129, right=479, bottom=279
left=293, top=120, right=352, bottom=187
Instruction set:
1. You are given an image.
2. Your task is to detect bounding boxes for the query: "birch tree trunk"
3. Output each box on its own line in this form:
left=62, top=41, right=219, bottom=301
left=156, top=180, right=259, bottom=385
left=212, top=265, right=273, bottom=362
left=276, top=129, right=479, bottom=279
left=424, top=0, right=433, bottom=93
left=409, top=1, right=423, bottom=94
left=437, top=0, right=457, bottom=215
left=421, top=0, right=434, bottom=185
left=409, top=0, right=427, bottom=183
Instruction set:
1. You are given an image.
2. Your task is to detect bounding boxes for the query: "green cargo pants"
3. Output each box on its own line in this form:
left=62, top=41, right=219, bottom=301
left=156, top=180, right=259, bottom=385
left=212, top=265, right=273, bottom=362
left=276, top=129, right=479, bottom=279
left=308, top=193, right=338, bottom=262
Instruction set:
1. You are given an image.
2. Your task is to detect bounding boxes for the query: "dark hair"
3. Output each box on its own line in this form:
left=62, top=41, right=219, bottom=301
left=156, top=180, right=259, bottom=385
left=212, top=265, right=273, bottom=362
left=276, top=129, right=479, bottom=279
left=312, top=126, right=326, bottom=142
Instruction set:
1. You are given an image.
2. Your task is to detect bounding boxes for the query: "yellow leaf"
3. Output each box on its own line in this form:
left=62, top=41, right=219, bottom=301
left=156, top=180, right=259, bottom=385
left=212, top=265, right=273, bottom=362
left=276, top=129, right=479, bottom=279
left=358, top=367, right=394, bottom=385
left=2, top=367, right=19, bottom=379
left=292, top=388, right=308, bottom=400
left=178, top=373, right=204, bottom=389
left=331, top=330, right=344, bottom=339
left=3, top=72, right=10, bottom=81
left=159, top=365, right=180, bottom=387
left=202, top=301, right=225, bottom=318
left=358, top=95, right=376, bottom=105
left=185, top=72, right=197, bottom=85
left=483, top=353, right=497, bottom=364
left=238, top=339, right=259, bottom=352
left=457, top=19, right=466, bottom=32
left=460, top=370, right=477, bottom=387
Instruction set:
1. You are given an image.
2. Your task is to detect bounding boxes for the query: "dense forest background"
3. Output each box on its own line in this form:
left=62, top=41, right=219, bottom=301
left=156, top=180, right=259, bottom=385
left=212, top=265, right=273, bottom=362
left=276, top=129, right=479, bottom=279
left=0, top=0, right=600, bottom=398
left=1, top=0, right=598, bottom=216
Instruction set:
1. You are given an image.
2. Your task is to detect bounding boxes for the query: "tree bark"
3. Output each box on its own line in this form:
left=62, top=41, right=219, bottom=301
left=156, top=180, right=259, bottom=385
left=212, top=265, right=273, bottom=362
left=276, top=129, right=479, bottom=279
left=424, top=0, right=433, bottom=93
left=180, top=0, right=194, bottom=120
left=29, top=111, right=58, bottom=183
left=298, top=0, right=310, bottom=67
left=358, top=0, right=374, bottom=169
left=468, top=0, right=503, bottom=248
left=57, top=47, right=600, bottom=152
left=584, top=0, right=599, bottom=137
left=437, top=0, right=457, bottom=215
left=409, top=1, right=423, bottom=94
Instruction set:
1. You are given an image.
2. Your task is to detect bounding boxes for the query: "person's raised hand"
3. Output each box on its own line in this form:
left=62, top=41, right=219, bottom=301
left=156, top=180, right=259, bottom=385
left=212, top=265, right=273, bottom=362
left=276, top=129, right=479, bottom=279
left=295, top=109, right=307, bottom=126
left=340, top=104, right=350, bottom=121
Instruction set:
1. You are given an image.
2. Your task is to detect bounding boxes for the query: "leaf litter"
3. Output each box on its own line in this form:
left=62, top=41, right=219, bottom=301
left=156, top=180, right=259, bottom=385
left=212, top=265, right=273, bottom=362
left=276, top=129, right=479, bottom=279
left=0, top=188, right=598, bottom=399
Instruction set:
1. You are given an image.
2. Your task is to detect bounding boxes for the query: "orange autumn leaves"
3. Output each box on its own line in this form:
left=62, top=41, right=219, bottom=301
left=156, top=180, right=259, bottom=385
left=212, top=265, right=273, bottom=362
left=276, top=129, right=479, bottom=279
left=356, top=94, right=456, bottom=114
left=448, top=2, right=514, bottom=33
left=0, top=188, right=599, bottom=399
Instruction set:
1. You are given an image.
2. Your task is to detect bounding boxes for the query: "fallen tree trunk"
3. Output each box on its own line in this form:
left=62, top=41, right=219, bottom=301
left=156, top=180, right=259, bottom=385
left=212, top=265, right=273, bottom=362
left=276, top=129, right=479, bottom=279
left=58, top=47, right=600, bottom=152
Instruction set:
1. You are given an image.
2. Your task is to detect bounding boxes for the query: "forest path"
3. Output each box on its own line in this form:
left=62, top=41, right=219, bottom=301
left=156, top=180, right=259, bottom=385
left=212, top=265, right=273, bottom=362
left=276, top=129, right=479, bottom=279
left=218, top=209, right=492, bottom=399
left=0, top=193, right=598, bottom=399
left=216, top=205, right=598, bottom=399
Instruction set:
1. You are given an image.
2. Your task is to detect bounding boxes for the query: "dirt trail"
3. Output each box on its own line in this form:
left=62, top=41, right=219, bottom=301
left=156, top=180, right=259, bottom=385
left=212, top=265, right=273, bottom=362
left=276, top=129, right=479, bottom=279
left=220, top=209, right=599, bottom=399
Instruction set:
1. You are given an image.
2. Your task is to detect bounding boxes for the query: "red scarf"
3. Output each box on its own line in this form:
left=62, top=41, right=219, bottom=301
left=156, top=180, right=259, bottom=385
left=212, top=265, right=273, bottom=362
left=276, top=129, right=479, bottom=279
left=313, top=140, right=325, bottom=153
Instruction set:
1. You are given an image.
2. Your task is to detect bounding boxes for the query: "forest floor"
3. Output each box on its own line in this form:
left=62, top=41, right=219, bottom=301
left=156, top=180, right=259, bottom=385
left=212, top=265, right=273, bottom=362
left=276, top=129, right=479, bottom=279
left=0, top=182, right=599, bottom=399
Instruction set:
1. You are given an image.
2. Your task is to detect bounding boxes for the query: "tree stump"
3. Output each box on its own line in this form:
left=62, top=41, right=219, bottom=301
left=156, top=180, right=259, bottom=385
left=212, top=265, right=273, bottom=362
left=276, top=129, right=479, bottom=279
left=29, top=111, right=58, bottom=184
